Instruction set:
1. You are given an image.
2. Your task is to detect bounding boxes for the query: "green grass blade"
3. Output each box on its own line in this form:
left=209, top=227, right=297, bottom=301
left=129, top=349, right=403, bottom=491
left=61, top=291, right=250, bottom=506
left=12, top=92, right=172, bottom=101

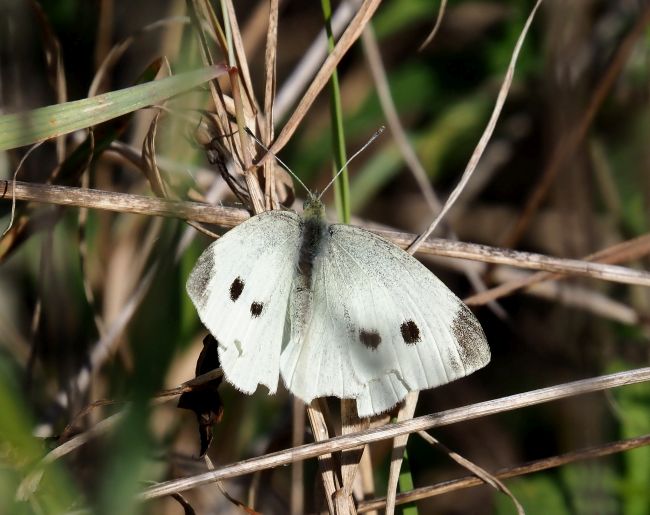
left=321, top=0, right=350, bottom=224
left=398, top=448, right=419, bottom=515
left=0, top=64, right=227, bottom=151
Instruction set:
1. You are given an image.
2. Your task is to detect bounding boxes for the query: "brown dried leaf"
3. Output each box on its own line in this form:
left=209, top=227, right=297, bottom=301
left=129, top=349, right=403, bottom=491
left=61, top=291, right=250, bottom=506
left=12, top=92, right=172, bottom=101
left=178, top=335, right=224, bottom=457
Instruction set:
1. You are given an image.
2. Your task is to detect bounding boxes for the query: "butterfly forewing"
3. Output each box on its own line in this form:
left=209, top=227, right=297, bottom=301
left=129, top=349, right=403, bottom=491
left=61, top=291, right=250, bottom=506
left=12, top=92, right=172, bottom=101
left=187, top=211, right=301, bottom=394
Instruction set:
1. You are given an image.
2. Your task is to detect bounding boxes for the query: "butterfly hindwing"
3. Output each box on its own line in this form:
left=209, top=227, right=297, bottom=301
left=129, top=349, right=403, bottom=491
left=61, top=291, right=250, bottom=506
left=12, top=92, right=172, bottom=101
left=281, top=223, right=490, bottom=417
left=187, top=210, right=301, bottom=394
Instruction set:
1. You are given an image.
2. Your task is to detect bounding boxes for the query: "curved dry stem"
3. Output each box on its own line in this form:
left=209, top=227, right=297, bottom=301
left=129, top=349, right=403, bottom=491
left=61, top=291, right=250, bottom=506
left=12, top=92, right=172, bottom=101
left=417, top=431, right=524, bottom=515
left=1, top=142, right=44, bottom=237
left=417, top=0, right=448, bottom=51
left=408, top=0, right=543, bottom=254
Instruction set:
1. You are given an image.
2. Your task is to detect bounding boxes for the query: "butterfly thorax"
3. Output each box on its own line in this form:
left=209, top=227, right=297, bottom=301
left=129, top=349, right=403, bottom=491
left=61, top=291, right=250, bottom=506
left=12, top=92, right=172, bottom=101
left=298, top=196, right=328, bottom=284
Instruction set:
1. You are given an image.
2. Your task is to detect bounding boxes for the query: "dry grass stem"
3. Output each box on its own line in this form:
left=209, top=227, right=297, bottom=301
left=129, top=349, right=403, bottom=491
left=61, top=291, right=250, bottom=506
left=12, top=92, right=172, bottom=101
left=465, top=233, right=650, bottom=306
left=291, top=398, right=305, bottom=515
left=361, top=26, right=442, bottom=215
left=4, top=180, right=649, bottom=288
left=274, top=1, right=356, bottom=121
left=471, top=266, right=641, bottom=326
left=139, top=366, right=650, bottom=500
left=385, top=392, right=418, bottom=515
left=357, top=433, right=650, bottom=512
left=360, top=23, right=503, bottom=319
left=1, top=142, right=44, bottom=237
left=306, top=400, right=339, bottom=514
left=417, top=0, right=448, bottom=51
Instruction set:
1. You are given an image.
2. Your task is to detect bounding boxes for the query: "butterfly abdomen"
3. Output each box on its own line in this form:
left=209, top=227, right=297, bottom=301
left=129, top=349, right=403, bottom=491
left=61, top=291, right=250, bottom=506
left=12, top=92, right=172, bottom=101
left=298, top=215, right=327, bottom=283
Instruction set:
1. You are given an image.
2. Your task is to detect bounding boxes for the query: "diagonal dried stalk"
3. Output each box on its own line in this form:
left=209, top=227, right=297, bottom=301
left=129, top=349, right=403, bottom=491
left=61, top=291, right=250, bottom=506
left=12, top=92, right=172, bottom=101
left=274, top=1, right=356, bottom=121
left=468, top=265, right=643, bottom=326
left=357, top=433, right=650, bottom=512
left=260, top=0, right=382, bottom=164
left=384, top=392, right=418, bottom=515
left=138, top=366, right=650, bottom=500
left=417, top=431, right=524, bottom=515
left=360, top=18, right=506, bottom=320
left=465, top=233, right=650, bottom=306
left=340, top=400, right=369, bottom=512
left=408, top=0, right=543, bottom=255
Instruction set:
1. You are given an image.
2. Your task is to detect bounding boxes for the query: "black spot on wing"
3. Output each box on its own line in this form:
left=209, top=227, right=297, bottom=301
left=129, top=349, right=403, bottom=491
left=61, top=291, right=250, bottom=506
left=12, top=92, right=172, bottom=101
left=400, top=320, right=421, bottom=344
left=359, top=329, right=381, bottom=350
left=250, top=301, right=264, bottom=317
left=452, top=304, right=490, bottom=369
left=229, top=277, right=244, bottom=302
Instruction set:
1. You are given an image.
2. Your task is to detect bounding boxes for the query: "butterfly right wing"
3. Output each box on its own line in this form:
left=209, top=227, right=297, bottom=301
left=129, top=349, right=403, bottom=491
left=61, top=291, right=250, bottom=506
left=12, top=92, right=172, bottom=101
left=187, top=210, right=301, bottom=394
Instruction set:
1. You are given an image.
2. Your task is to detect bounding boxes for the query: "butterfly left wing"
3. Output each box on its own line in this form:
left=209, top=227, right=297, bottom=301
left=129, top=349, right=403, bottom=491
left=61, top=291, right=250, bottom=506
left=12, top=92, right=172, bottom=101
left=187, top=210, right=301, bottom=395
left=280, top=223, right=490, bottom=417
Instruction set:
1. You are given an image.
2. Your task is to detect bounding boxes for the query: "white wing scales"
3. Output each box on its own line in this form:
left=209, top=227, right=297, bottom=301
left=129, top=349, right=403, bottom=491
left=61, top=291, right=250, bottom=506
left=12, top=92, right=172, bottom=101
left=280, top=260, right=366, bottom=402
left=187, top=211, right=301, bottom=394
left=281, top=223, right=490, bottom=417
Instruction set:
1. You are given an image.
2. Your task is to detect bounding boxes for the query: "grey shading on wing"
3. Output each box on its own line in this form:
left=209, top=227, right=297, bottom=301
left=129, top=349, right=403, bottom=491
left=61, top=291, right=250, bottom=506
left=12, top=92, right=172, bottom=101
left=280, top=223, right=490, bottom=418
left=187, top=210, right=301, bottom=395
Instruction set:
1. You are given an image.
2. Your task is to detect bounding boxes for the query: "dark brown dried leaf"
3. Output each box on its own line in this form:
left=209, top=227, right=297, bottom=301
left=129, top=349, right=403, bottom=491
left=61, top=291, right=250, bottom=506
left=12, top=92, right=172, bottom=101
left=178, top=335, right=224, bottom=457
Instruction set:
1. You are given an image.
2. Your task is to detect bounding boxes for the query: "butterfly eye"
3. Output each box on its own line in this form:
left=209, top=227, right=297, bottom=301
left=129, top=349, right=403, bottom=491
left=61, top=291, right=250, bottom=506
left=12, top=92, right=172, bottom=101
left=400, top=320, right=421, bottom=344
left=359, top=329, right=381, bottom=350
left=229, top=277, right=245, bottom=302
left=250, top=301, right=264, bottom=317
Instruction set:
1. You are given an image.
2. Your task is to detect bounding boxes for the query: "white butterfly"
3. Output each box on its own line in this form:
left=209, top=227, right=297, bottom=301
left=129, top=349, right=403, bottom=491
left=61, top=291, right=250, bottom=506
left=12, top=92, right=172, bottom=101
left=187, top=195, right=490, bottom=417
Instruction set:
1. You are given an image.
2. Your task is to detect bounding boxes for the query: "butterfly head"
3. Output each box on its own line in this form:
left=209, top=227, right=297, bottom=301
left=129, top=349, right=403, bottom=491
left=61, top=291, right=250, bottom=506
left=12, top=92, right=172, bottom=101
left=302, top=194, right=326, bottom=222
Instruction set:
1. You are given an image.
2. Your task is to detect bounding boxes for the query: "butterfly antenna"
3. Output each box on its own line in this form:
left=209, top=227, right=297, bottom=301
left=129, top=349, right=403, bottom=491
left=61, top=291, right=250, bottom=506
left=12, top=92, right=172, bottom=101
left=244, top=128, right=311, bottom=196
left=318, top=126, right=385, bottom=200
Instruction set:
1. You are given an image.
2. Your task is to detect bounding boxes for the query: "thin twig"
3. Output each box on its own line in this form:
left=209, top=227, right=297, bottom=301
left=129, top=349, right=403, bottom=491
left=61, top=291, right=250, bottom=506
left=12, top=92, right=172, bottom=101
left=139, top=367, right=650, bottom=500
left=306, top=400, right=338, bottom=515
left=357, top=434, right=650, bottom=512
left=465, top=233, right=650, bottom=306
left=274, top=1, right=356, bottom=121
left=385, top=392, right=418, bottom=515
left=417, top=431, right=524, bottom=515
left=291, top=398, right=305, bottom=515
left=4, top=180, right=650, bottom=287
left=417, top=0, right=447, bottom=51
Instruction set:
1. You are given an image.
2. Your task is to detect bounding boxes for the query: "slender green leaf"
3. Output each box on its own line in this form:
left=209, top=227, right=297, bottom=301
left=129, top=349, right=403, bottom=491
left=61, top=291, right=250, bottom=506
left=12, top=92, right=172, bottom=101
left=322, top=0, right=350, bottom=223
left=0, top=65, right=226, bottom=151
